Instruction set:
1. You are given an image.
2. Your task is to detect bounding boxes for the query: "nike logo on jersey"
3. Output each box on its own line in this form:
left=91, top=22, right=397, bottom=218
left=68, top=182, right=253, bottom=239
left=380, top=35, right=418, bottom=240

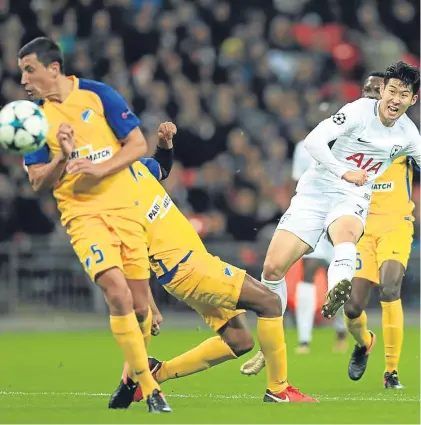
left=357, top=137, right=370, bottom=144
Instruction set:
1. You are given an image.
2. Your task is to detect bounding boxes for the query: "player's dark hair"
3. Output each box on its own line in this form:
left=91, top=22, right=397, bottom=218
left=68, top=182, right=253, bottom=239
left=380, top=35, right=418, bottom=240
left=384, top=61, right=420, bottom=94
left=18, top=37, right=65, bottom=74
left=367, top=71, right=385, bottom=79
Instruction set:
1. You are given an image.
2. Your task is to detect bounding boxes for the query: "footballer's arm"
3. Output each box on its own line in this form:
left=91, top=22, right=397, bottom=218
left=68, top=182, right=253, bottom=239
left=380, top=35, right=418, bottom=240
left=24, top=145, right=67, bottom=192
left=140, top=122, right=176, bottom=181
left=99, top=126, right=148, bottom=177
left=304, top=99, right=369, bottom=185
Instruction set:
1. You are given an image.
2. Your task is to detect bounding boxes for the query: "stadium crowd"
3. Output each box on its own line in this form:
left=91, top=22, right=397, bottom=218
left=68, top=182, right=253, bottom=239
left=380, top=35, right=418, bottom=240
left=0, top=0, right=419, bottom=245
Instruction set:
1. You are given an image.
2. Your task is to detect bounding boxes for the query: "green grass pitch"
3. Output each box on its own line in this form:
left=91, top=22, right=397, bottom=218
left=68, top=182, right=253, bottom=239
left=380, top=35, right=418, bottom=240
left=0, top=326, right=419, bottom=424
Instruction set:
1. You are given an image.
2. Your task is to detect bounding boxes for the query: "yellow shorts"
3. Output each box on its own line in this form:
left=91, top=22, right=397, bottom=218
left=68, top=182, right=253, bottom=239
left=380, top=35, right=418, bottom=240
left=161, top=251, right=246, bottom=331
left=67, top=207, right=150, bottom=282
left=355, top=214, right=413, bottom=284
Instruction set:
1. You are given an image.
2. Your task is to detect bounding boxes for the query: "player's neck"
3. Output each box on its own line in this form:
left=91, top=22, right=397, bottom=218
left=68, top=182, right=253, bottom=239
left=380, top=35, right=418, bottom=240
left=45, top=76, right=74, bottom=103
left=378, top=102, right=397, bottom=128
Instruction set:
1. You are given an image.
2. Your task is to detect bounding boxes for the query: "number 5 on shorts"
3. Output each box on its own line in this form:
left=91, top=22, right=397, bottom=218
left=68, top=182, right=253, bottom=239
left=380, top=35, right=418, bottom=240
left=356, top=252, right=362, bottom=271
left=90, top=244, right=104, bottom=264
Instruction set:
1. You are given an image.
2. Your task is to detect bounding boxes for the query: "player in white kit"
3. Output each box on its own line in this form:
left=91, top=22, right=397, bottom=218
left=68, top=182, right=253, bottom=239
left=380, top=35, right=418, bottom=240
left=290, top=141, right=347, bottom=354
left=240, top=62, right=420, bottom=386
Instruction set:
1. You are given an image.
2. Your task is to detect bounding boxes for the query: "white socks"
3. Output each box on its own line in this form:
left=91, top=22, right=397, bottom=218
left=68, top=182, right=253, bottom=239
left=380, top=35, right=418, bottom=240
left=295, top=282, right=316, bottom=344
left=261, top=274, right=287, bottom=315
left=327, top=242, right=356, bottom=291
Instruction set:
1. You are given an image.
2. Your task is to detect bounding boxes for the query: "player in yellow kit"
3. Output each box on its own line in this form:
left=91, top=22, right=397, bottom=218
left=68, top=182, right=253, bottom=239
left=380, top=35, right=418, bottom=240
left=109, top=147, right=318, bottom=407
left=344, top=72, right=414, bottom=388
left=19, top=37, right=170, bottom=413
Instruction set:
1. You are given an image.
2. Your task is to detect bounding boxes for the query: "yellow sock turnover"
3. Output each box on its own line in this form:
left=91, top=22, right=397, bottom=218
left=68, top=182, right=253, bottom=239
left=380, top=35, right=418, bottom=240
left=344, top=310, right=372, bottom=347
left=257, top=316, right=288, bottom=394
left=381, top=299, right=403, bottom=373
left=110, top=311, right=159, bottom=397
left=156, top=336, right=237, bottom=384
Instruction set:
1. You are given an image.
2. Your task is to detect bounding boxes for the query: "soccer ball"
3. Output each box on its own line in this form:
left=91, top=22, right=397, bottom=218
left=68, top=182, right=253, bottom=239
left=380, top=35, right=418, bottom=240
left=0, top=100, right=49, bottom=154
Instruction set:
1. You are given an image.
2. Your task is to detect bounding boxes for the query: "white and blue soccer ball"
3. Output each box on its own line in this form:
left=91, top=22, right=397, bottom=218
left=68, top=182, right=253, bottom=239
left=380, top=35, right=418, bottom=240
left=0, top=100, right=48, bottom=154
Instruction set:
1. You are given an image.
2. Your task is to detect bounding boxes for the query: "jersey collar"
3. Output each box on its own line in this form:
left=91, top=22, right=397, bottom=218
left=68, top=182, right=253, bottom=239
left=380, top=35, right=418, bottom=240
left=42, top=75, right=79, bottom=105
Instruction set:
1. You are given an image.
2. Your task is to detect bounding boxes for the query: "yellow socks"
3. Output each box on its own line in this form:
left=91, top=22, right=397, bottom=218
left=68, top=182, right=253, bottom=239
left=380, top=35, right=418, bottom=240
left=137, top=306, right=153, bottom=349
left=344, top=310, right=372, bottom=347
left=126, top=307, right=153, bottom=382
left=156, top=336, right=237, bottom=384
left=257, top=316, right=288, bottom=394
left=110, top=311, right=159, bottom=397
left=381, top=299, right=403, bottom=373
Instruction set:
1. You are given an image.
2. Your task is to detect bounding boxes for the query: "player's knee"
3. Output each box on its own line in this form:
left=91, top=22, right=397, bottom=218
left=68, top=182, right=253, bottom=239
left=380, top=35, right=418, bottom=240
left=379, top=281, right=401, bottom=302
left=344, top=299, right=363, bottom=320
left=97, top=271, right=133, bottom=315
left=134, top=305, right=150, bottom=323
left=262, top=259, right=286, bottom=282
left=333, top=229, right=360, bottom=245
left=226, top=331, right=255, bottom=357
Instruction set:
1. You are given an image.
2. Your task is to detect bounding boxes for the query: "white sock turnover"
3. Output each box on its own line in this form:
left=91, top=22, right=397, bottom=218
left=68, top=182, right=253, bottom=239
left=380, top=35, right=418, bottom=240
left=261, top=274, right=287, bottom=315
left=327, top=242, right=356, bottom=291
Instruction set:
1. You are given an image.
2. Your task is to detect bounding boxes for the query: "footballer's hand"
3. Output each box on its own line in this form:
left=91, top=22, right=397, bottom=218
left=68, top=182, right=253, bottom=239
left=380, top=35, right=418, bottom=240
left=151, top=311, right=163, bottom=336
left=66, top=158, right=105, bottom=179
left=342, top=170, right=368, bottom=186
left=56, top=123, right=75, bottom=159
left=158, top=122, right=177, bottom=149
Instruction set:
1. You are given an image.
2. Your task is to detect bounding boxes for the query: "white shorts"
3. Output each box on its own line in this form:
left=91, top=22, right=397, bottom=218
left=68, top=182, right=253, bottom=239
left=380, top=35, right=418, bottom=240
left=277, top=191, right=369, bottom=253
left=304, top=234, right=333, bottom=262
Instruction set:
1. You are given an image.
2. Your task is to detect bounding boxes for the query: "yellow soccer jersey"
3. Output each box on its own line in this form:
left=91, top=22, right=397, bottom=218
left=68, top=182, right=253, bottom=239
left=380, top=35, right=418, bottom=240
left=131, top=161, right=207, bottom=276
left=369, top=157, right=414, bottom=218
left=23, top=76, right=141, bottom=224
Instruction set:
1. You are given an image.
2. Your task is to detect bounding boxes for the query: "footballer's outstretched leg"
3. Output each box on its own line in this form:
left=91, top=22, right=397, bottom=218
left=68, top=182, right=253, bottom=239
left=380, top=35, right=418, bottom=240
left=125, top=246, right=317, bottom=403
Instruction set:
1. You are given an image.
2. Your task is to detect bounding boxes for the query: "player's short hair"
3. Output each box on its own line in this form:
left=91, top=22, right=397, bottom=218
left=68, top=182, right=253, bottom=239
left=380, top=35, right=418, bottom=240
left=18, top=37, right=64, bottom=74
left=367, top=71, right=385, bottom=79
left=384, top=61, right=420, bottom=94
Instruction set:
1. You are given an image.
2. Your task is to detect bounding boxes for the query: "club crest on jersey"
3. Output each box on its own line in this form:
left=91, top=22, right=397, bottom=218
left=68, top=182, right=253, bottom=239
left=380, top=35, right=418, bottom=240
left=390, top=145, right=403, bottom=158
left=224, top=266, right=234, bottom=277
left=81, top=109, right=94, bottom=123
left=332, top=112, right=346, bottom=125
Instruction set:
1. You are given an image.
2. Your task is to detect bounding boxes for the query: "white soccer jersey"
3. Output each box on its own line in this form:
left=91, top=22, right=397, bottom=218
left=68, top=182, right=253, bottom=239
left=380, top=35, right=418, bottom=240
left=298, top=98, right=421, bottom=201
left=291, top=141, right=314, bottom=182
left=278, top=98, right=420, bottom=251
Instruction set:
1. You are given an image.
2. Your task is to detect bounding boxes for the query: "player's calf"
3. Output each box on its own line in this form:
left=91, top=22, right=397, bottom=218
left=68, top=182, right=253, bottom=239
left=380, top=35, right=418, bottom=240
left=237, top=276, right=282, bottom=318
left=219, top=314, right=255, bottom=357
left=344, top=298, right=365, bottom=319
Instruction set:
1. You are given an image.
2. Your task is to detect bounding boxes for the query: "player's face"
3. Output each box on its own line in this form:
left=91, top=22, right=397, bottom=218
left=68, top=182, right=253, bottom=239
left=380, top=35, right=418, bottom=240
left=18, top=54, right=57, bottom=100
left=361, top=76, right=383, bottom=100
left=379, top=78, right=418, bottom=123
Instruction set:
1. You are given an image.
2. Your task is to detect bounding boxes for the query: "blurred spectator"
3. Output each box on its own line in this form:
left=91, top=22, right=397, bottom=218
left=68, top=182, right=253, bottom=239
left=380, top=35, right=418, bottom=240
left=0, top=0, right=419, bottom=244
